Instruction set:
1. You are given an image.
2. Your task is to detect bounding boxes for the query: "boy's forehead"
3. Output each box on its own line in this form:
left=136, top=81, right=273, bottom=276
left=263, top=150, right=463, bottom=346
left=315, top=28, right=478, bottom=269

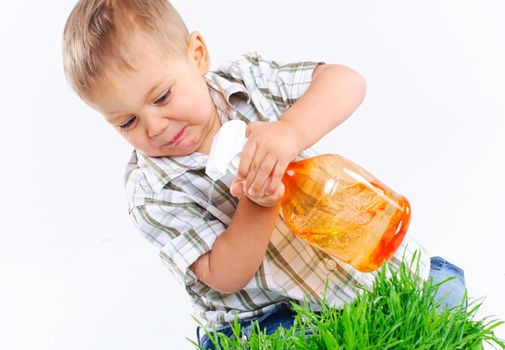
left=86, top=31, right=192, bottom=119
left=102, top=35, right=184, bottom=86
left=113, top=43, right=190, bottom=84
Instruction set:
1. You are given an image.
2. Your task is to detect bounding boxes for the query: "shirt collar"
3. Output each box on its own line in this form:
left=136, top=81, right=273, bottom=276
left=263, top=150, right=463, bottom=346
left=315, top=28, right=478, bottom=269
left=136, top=72, right=250, bottom=193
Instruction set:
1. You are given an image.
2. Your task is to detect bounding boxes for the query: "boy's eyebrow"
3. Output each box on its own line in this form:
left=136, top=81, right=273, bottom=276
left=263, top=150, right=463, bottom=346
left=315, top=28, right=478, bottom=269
left=143, top=80, right=164, bottom=103
left=107, top=80, right=165, bottom=122
left=106, top=113, right=126, bottom=124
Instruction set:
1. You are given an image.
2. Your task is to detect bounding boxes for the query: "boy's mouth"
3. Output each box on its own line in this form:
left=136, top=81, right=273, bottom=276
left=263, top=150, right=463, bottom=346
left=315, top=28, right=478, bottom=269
left=165, top=126, right=187, bottom=146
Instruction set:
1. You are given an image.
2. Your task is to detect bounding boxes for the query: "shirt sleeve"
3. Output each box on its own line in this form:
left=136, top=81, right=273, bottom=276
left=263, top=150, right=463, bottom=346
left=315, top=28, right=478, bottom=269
left=130, top=199, right=226, bottom=292
left=221, top=52, right=325, bottom=121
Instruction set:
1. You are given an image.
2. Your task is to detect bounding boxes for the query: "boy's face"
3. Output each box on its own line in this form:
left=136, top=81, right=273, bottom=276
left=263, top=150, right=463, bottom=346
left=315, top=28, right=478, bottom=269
left=88, top=32, right=220, bottom=157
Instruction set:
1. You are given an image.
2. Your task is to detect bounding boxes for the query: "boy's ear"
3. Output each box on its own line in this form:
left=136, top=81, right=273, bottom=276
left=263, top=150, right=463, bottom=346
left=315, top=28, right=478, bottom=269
left=187, top=31, right=210, bottom=75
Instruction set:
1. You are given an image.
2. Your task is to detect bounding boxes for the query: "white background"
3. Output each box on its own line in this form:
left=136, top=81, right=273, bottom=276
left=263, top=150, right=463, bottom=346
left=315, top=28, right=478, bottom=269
left=1, top=1, right=504, bottom=349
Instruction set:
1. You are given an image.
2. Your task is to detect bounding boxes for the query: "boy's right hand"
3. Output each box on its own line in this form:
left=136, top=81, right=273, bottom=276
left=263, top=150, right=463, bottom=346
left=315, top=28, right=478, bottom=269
left=230, top=178, right=285, bottom=208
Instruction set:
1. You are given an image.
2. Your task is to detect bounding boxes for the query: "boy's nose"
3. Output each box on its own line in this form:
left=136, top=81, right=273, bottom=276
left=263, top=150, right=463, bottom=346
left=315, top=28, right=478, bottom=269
left=145, top=115, right=169, bottom=138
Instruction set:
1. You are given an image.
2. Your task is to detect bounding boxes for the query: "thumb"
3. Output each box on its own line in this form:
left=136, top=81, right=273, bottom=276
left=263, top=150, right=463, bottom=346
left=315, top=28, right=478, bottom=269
left=230, top=180, right=244, bottom=197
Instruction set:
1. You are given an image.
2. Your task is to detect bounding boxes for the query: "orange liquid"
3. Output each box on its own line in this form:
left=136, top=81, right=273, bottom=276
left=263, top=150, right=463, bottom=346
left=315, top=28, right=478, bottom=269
left=281, top=155, right=410, bottom=272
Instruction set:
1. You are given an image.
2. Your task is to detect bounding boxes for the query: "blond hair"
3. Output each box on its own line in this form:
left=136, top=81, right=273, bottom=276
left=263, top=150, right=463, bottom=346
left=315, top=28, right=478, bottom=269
left=63, top=0, right=189, bottom=100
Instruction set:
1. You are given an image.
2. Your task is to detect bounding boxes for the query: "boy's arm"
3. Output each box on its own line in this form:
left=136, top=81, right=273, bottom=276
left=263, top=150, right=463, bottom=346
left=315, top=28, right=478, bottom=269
left=281, top=64, right=367, bottom=153
left=191, top=63, right=366, bottom=294
left=189, top=187, right=283, bottom=294
left=239, top=64, right=367, bottom=197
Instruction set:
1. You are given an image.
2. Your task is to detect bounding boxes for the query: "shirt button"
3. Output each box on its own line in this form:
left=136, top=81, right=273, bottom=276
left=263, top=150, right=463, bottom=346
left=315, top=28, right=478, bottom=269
left=325, top=259, right=337, bottom=271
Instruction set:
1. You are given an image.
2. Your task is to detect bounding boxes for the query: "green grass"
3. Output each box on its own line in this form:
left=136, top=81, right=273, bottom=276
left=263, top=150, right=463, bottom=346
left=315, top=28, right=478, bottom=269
left=192, top=257, right=505, bottom=349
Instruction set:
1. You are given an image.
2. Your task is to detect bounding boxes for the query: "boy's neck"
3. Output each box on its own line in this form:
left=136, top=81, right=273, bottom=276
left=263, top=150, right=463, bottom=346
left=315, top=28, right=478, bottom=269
left=196, top=107, right=222, bottom=155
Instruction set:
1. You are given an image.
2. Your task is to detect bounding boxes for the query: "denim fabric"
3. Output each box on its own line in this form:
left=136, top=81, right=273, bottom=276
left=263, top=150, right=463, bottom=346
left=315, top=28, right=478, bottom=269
left=197, top=256, right=467, bottom=349
left=197, top=303, right=298, bottom=350
left=428, top=256, right=467, bottom=311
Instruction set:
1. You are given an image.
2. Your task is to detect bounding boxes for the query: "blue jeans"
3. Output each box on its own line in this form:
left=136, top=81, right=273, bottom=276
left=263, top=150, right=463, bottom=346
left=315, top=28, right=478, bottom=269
left=197, top=256, right=466, bottom=349
left=197, top=303, right=299, bottom=350
left=428, top=256, right=467, bottom=311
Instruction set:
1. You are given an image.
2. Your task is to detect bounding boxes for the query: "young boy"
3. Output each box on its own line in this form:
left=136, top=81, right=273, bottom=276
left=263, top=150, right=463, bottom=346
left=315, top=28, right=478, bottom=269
left=62, top=0, right=466, bottom=348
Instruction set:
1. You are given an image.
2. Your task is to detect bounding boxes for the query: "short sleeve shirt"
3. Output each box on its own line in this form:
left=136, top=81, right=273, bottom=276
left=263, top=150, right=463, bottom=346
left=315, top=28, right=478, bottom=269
left=124, top=52, right=431, bottom=328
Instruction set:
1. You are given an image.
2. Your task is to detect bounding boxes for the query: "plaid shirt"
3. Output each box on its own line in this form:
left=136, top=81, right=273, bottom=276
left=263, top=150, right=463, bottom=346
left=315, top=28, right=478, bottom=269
left=124, top=52, right=431, bottom=328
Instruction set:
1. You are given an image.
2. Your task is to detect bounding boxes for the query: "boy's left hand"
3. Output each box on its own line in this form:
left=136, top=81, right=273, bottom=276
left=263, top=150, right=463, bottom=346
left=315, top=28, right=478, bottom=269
left=233, top=120, right=303, bottom=197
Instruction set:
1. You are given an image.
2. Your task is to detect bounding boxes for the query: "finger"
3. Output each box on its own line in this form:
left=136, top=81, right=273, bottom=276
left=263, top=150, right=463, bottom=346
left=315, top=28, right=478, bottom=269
left=266, top=160, right=289, bottom=195
left=248, top=153, right=277, bottom=197
left=275, top=182, right=286, bottom=199
left=260, top=178, right=272, bottom=198
left=243, top=142, right=266, bottom=191
left=244, top=148, right=269, bottom=195
left=245, top=123, right=254, bottom=138
left=245, top=121, right=261, bottom=138
left=236, top=140, right=256, bottom=181
left=230, top=179, right=244, bottom=197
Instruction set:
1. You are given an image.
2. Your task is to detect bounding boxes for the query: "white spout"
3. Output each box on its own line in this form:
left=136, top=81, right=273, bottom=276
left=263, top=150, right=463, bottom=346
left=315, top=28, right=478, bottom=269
left=205, top=120, right=247, bottom=181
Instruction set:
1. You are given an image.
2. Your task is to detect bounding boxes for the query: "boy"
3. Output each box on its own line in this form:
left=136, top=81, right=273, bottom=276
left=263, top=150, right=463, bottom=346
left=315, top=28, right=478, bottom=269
left=62, top=0, right=466, bottom=348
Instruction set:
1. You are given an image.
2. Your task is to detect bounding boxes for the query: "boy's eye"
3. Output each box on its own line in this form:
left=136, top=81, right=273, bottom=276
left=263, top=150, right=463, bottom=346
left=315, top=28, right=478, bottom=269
left=119, top=115, right=137, bottom=130
left=154, top=89, right=172, bottom=105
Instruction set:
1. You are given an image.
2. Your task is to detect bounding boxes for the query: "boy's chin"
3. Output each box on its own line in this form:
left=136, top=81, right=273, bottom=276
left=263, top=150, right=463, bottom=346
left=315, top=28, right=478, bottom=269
left=145, top=151, right=186, bottom=158
left=143, top=146, right=197, bottom=158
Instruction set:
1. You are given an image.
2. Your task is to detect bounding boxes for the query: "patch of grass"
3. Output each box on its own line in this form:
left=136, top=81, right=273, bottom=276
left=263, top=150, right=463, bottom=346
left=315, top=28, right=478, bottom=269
left=192, top=256, right=505, bottom=349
